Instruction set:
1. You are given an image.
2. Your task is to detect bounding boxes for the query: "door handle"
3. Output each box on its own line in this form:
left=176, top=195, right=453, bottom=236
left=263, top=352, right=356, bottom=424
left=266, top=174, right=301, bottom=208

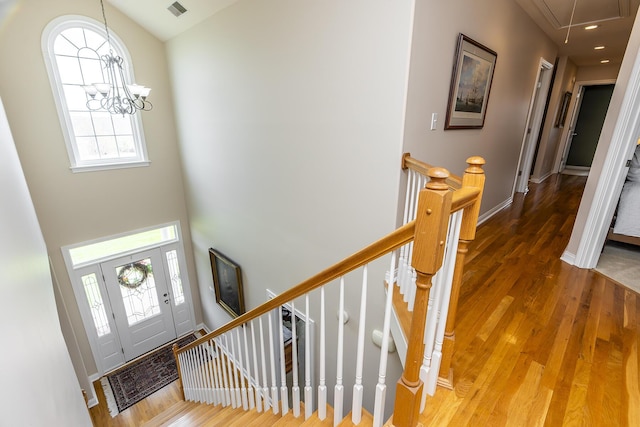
left=164, top=299, right=170, bottom=304
left=572, top=132, right=578, bottom=136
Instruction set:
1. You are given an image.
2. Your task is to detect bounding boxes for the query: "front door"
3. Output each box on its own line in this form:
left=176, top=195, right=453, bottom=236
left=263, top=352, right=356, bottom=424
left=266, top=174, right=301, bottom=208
left=101, top=249, right=177, bottom=361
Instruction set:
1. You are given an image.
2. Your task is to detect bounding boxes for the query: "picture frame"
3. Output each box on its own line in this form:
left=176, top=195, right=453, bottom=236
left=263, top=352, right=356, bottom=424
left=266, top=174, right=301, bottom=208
left=445, top=33, right=498, bottom=130
left=556, top=91, right=572, bottom=128
left=209, top=248, right=245, bottom=318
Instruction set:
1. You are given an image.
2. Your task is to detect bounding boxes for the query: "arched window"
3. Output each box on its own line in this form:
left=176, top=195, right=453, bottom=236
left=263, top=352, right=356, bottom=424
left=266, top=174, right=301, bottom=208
left=42, top=16, right=149, bottom=172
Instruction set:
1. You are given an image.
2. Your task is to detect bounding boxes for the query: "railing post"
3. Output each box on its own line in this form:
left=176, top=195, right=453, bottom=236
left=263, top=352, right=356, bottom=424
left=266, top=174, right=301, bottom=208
left=393, top=167, right=452, bottom=427
left=173, top=343, right=185, bottom=400
left=438, top=157, right=485, bottom=386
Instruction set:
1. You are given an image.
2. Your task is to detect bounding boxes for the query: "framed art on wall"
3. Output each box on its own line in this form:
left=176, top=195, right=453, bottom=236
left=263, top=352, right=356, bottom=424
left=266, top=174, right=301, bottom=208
left=209, top=248, right=245, bottom=318
left=445, top=33, right=498, bottom=129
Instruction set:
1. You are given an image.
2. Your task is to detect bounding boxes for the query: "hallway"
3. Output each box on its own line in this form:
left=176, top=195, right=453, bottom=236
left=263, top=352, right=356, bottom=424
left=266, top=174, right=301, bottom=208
left=421, top=173, right=640, bottom=425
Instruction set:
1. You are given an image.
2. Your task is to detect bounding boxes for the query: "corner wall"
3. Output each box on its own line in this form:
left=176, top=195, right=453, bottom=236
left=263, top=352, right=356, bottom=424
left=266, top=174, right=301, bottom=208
left=166, top=0, right=414, bottom=416
left=0, top=97, right=91, bottom=426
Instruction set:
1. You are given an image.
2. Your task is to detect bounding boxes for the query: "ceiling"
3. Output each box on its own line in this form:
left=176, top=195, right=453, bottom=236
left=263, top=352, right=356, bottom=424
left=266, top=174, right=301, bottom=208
left=516, top=0, right=640, bottom=66
left=104, top=0, right=639, bottom=66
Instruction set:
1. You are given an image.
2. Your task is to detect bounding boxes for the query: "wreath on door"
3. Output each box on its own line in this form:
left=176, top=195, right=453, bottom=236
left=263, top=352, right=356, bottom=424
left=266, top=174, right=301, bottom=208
left=117, top=261, right=149, bottom=289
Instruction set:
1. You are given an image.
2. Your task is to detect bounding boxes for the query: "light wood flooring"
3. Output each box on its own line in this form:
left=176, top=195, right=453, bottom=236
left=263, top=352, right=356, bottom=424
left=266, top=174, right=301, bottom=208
left=90, top=173, right=640, bottom=426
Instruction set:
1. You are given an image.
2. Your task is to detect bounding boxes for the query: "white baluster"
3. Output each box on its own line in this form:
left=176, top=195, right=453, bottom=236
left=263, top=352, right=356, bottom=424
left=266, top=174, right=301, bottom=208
left=243, top=325, right=255, bottom=410
left=229, top=331, right=242, bottom=408
left=352, top=266, right=368, bottom=424
left=259, top=317, right=270, bottom=412
left=397, top=169, right=414, bottom=297
left=317, top=287, right=326, bottom=420
left=199, top=344, right=213, bottom=404
left=185, top=350, right=196, bottom=402
left=251, top=320, right=263, bottom=412
left=215, top=339, right=230, bottom=407
left=278, top=306, right=289, bottom=415
left=178, top=353, right=190, bottom=401
left=224, top=334, right=237, bottom=408
left=425, top=210, right=463, bottom=403
left=209, top=339, right=221, bottom=406
left=236, top=328, right=248, bottom=410
left=291, top=301, right=301, bottom=418
left=304, top=293, right=312, bottom=420
left=268, top=313, right=279, bottom=414
left=334, top=277, right=345, bottom=426
left=373, top=252, right=397, bottom=427
left=401, top=170, right=420, bottom=298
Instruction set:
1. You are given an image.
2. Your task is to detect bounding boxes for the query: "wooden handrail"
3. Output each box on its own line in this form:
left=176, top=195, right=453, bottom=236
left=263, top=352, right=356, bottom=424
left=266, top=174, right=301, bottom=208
left=402, top=153, right=462, bottom=189
left=176, top=220, right=416, bottom=355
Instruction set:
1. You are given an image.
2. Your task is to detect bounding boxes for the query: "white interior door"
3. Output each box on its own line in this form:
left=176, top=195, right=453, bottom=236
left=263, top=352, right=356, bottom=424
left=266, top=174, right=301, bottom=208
left=101, top=248, right=177, bottom=361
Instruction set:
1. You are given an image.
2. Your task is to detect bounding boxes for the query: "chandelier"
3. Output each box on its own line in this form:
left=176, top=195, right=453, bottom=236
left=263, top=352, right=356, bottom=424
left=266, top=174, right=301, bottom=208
left=83, top=0, right=152, bottom=115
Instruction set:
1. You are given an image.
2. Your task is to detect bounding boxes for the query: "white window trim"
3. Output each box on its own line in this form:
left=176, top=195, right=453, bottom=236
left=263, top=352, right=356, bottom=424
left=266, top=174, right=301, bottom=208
left=41, top=15, right=150, bottom=173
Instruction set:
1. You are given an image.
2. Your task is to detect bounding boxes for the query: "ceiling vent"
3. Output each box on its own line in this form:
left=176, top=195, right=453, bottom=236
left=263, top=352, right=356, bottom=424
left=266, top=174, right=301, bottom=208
left=167, top=1, right=187, bottom=17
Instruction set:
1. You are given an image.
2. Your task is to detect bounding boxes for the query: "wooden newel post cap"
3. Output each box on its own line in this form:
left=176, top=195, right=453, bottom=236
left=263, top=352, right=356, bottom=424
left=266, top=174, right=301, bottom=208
left=426, top=167, right=450, bottom=190
left=465, top=156, right=486, bottom=174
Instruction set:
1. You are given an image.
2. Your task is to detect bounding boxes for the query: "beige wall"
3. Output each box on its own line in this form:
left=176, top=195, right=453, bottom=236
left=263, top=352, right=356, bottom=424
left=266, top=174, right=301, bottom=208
left=576, top=63, right=621, bottom=82
left=166, top=0, right=414, bottom=416
left=402, top=0, right=558, bottom=212
left=0, top=0, right=201, bottom=388
left=0, top=96, right=91, bottom=426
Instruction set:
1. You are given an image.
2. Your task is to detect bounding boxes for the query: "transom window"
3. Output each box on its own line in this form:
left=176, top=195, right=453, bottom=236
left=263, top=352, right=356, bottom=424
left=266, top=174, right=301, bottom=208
left=42, top=16, right=149, bottom=172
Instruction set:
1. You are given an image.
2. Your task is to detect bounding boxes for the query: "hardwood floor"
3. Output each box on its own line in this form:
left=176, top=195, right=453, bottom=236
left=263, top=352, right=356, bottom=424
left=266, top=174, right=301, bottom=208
left=421, top=173, right=640, bottom=426
left=90, top=173, right=639, bottom=426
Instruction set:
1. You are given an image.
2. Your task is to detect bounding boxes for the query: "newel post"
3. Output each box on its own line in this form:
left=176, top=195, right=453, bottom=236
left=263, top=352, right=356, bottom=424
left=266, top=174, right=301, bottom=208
left=438, top=156, right=485, bottom=386
left=173, top=343, right=185, bottom=400
left=392, top=168, right=453, bottom=427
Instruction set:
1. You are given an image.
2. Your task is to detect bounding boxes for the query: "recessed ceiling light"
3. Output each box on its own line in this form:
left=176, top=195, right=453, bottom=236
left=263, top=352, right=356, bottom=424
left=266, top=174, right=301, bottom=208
left=601, top=59, right=610, bottom=64
left=594, top=46, right=605, bottom=50
left=585, top=25, right=599, bottom=30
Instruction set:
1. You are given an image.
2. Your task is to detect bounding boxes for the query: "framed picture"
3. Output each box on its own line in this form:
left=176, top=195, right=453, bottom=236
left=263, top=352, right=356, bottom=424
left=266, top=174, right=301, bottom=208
left=209, top=248, right=245, bottom=318
left=445, top=34, right=498, bottom=129
left=556, top=91, right=572, bottom=128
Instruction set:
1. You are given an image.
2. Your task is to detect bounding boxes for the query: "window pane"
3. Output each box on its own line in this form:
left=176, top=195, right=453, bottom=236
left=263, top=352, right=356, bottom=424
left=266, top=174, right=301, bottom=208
left=92, top=112, right=114, bottom=135
left=116, top=258, right=161, bottom=326
left=56, top=56, right=83, bottom=84
left=84, top=28, right=107, bottom=52
left=97, top=136, right=118, bottom=158
left=54, top=35, right=79, bottom=56
left=166, top=250, right=185, bottom=305
left=112, top=114, right=133, bottom=134
left=116, top=136, right=136, bottom=157
left=76, top=136, right=99, bottom=160
left=63, top=84, right=89, bottom=111
left=60, top=28, right=85, bottom=49
left=70, top=112, right=94, bottom=136
left=82, top=273, right=111, bottom=337
left=78, top=56, right=104, bottom=84
left=68, top=225, right=178, bottom=266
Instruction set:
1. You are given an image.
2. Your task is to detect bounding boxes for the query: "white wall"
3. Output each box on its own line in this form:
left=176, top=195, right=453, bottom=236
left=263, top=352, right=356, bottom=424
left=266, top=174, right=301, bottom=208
left=0, top=0, right=201, bottom=385
left=0, top=97, right=91, bottom=426
left=402, top=0, right=558, bottom=211
left=166, top=0, right=414, bottom=416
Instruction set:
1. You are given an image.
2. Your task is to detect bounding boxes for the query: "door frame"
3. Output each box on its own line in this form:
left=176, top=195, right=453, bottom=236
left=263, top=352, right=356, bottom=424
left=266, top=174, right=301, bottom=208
left=553, top=79, right=617, bottom=174
left=566, top=47, right=640, bottom=268
left=514, top=58, right=554, bottom=194
left=63, top=221, right=196, bottom=375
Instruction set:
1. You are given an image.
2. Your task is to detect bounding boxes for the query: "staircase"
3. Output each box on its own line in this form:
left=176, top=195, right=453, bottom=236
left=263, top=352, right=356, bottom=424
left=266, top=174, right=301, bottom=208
left=143, top=400, right=372, bottom=426
left=172, top=155, right=486, bottom=427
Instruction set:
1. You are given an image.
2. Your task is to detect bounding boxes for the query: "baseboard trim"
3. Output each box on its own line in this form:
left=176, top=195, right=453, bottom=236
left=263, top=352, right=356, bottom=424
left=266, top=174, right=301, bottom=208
left=561, top=250, right=577, bottom=266
left=86, top=372, right=101, bottom=408
left=478, top=197, right=513, bottom=226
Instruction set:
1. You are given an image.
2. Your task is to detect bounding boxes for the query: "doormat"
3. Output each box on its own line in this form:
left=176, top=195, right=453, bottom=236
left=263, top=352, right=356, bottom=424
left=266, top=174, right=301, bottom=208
left=100, top=333, right=198, bottom=417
